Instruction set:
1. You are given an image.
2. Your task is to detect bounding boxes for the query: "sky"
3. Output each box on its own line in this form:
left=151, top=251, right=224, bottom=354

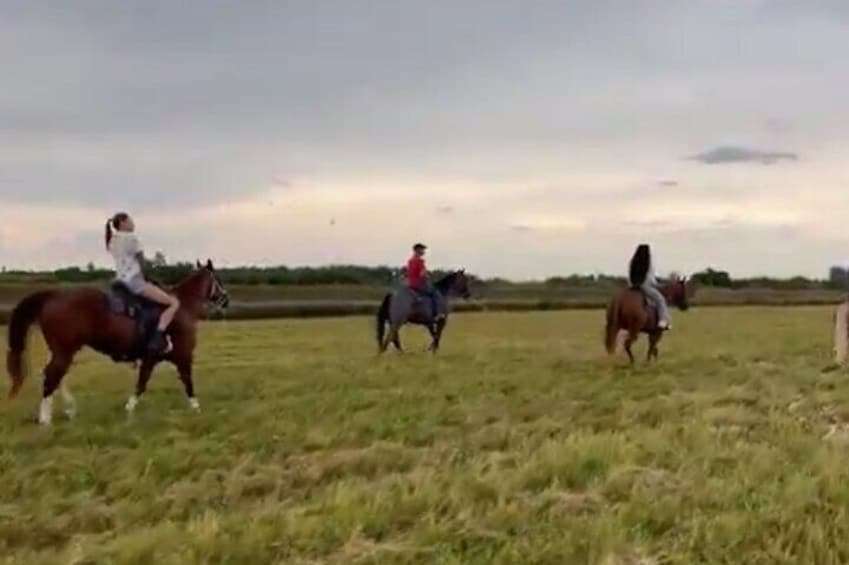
left=1, top=0, right=848, bottom=279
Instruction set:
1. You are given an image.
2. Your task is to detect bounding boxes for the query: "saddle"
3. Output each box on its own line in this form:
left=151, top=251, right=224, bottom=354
left=412, top=287, right=450, bottom=321
left=106, top=282, right=163, bottom=361
left=644, top=302, right=660, bottom=331
left=631, top=287, right=661, bottom=331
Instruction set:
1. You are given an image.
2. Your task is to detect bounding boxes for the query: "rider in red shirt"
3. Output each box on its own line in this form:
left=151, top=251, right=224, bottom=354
left=406, top=243, right=443, bottom=320
left=406, top=244, right=427, bottom=290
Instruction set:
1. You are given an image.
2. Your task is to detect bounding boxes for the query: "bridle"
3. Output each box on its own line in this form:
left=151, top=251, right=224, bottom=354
left=203, top=268, right=230, bottom=310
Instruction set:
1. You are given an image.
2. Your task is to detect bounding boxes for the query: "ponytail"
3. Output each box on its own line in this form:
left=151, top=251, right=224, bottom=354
left=106, top=212, right=129, bottom=250
left=105, top=220, right=113, bottom=250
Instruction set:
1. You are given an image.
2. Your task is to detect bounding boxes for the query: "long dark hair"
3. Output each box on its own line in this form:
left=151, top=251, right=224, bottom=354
left=629, top=244, right=651, bottom=287
left=105, top=212, right=129, bottom=250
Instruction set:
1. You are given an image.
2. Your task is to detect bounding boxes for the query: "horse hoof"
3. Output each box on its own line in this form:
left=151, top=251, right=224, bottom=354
left=188, top=398, right=201, bottom=412
left=64, top=408, right=77, bottom=420
left=38, top=398, right=53, bottom=426
left=125, top=396, right=139, bottom=413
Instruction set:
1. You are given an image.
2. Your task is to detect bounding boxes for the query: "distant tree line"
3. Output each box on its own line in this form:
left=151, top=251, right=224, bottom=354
left=689, top=266, right=849, bottom=291
left=0, top=256, right=476, bottom=287
left=0, top=256, right=847, bottom=290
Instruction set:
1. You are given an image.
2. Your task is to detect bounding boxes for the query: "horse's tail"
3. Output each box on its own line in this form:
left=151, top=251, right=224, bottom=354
left=835, top=302, right=849, bottom=364
left=604, top=298, right=621, bottom=354
left=7, top=290, right=55, bottom=398
left=376, top=293, right=391, bottom=347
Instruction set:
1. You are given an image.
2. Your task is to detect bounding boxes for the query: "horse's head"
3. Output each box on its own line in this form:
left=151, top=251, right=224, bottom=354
left=195, top=259, right=230, bottom=310
left=665, top=275, right=693, bottom=311
left=441, top=269, right=472, bottom=299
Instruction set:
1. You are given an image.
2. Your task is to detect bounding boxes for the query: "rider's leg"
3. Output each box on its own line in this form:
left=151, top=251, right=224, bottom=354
left=433, top=291, right=446, bottom=320
left=138, top=283, right=180, bottom=331
left=643, top=285, right=670, bottom=328
left=137, top=282, right=180, bottom=352
left=410, top=285, right=430, bottom=317
left=420, top=288, right=440, bottom=320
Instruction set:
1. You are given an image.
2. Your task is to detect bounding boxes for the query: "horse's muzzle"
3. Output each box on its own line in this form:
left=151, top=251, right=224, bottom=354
left=214, top=292, right=230, bottom=309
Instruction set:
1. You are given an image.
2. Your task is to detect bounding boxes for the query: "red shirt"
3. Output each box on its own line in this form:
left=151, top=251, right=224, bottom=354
left=406, top=255, right=426, bottom=288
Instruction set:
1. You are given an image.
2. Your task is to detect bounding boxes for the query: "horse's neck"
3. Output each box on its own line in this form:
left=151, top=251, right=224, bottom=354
left=174, top=275, right=208, bottom=318
left=435, top=274, right=457, bottom=294
left=660, top=283, right=676, bottom=301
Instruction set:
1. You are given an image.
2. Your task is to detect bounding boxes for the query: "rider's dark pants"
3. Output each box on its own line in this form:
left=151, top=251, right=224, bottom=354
left=410, top=286, right=444, bottom=319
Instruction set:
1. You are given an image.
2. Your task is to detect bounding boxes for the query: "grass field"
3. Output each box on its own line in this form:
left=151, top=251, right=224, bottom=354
left=2, top=307, right=848, bottom=563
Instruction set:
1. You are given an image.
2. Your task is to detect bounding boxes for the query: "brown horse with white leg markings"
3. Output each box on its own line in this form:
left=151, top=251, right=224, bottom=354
left=604, top=277, right=694, bottom=364
left=6, top=260, right=229, bottom=424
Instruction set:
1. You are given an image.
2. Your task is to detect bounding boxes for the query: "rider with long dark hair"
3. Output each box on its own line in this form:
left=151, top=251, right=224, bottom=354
left=629, top=243, right=670, bottom=330
left=106, top=212, right=180, bottom=353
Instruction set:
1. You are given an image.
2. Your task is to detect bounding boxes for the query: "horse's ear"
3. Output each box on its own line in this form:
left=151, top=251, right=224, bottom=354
left=196, top=260, right=203, bottom=269
left=206, top=259, right=214, bottom=270
left=460, top=268, right=465, bottom=274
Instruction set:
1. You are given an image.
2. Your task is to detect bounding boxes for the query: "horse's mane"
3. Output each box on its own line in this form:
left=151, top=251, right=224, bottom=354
left=434, top=271, right=459, bottom=291
left=173, top=267, right=212, bottom=296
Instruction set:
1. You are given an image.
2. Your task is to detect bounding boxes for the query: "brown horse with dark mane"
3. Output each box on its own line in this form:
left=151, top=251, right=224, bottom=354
left=604, top=244, right=694, bottom=364
left=604, top=276, right=693, bottom=364
left=7, top=260, right=229, bottom=424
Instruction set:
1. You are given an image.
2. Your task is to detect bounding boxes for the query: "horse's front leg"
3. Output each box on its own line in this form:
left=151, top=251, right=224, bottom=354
left=173, top=354, right=199, bottom=411
left=428, top=319, right=447, bottom=353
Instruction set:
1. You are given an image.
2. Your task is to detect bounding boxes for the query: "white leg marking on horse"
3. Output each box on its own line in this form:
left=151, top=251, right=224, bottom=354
left=61, top=385, right=77, bottom=419
left=38, top=396, right=53, bottom=426
left=125, top=395, right=139, bottom=413
left=188, top=397, right=200, bottom=412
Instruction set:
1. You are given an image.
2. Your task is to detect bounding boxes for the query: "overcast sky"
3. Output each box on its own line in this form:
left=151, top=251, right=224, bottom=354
left=2, top=0, right=848, bottom=278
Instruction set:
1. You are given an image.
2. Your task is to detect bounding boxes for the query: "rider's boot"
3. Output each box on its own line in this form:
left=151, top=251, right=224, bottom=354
left=147, top=330, right=173, bottom=355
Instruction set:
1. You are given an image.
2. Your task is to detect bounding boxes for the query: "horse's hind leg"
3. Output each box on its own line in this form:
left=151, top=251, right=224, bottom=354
left=392, top=332, right=403, bottom=352
left=381, top=325, right=399, bottom=353
left=126, top=358, right=157, bottom=413
left=39, top=353, right=74, bottom=425
left=647, top=332, right=662, bottom=362
left=624, top=332, right=637, bottom=365
left=60, top=383, right=77, bottom=420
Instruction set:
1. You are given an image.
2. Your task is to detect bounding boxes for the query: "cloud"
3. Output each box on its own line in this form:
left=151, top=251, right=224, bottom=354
left=689, top=145, right=799, bottom=165
left=1, top=1, right=849, bottom=277
left=763, top=118, right=791, bottom=135
left=272, top=176, right=292, bottom=190
left=657, top=179, right=679, bottom=187
left=623, top=220, right=673, bottom=230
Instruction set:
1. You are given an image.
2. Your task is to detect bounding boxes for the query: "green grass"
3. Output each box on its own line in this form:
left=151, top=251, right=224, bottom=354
left=1, top=307, right=848, bottom=563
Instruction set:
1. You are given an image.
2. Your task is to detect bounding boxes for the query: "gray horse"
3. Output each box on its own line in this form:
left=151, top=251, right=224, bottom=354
left=377, top=270, right=472, bottom=353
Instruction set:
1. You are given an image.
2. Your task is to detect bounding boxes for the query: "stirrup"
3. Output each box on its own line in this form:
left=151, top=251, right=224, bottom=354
left=148, top=332, right=173, bottom=355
